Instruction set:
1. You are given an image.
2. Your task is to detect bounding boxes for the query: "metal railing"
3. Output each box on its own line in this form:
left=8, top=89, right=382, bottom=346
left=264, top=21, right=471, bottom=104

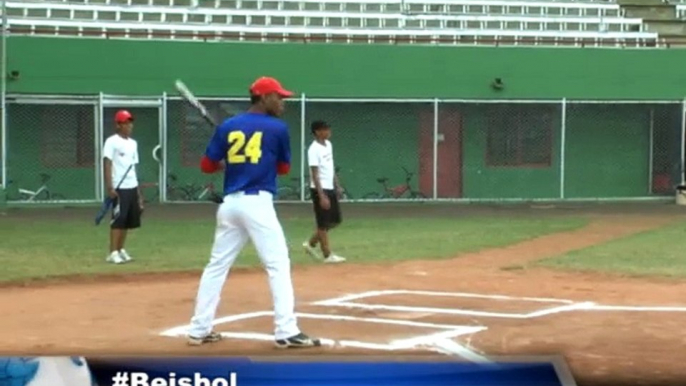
left=1, top=93, right=684, bottom=204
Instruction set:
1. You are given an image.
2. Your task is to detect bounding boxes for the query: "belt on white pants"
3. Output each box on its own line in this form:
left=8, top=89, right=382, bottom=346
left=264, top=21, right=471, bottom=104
left=222, top=190, right=273, bottom=202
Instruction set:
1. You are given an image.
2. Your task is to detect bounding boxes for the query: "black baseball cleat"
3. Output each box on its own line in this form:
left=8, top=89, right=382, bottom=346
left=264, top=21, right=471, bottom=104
left=274, top=333, right=322, bottom=349
left=187, top=331, right=223, bottom=346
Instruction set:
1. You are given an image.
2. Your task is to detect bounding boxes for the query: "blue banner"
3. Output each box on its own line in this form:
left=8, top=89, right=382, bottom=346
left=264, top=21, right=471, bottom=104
left=0, top=356, right=575, bottom=386
left=87, top=357, right=573, bottom=386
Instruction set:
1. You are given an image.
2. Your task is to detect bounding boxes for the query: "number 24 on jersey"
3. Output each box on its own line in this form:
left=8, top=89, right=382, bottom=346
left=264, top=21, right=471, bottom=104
left=227, top=131, right=263, bottom=164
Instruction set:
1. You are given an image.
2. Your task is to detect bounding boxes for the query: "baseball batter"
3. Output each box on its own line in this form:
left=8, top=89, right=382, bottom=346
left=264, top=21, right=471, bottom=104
left=186, top=76, right=321, bottom=349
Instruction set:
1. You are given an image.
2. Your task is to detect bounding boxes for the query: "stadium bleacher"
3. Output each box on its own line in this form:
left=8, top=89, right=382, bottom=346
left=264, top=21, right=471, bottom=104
left=0, top=0, right=676, bottom=46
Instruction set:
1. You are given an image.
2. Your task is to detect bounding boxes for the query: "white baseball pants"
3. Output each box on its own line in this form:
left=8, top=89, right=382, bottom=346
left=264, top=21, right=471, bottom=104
left=188, top=190, right=300, bottom=340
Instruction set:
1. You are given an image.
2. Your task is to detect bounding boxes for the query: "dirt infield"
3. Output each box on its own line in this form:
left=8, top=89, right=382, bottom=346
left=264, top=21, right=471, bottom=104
left=1, top=202, right=686, bottom=386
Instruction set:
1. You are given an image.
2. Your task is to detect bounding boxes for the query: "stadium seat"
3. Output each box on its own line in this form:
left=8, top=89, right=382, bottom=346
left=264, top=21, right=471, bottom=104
left=3, top=0, right=660, bottom=46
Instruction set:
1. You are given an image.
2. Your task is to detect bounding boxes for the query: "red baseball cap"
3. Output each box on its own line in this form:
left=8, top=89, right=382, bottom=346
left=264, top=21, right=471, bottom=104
left=114, top=110, right=134, bottom=123
left=249, top=76, right=294, bottom=98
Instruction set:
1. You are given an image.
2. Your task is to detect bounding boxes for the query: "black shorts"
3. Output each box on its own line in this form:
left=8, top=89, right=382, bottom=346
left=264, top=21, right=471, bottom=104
left=310, top=189, right=342, bottom=230
left=111, top=188, right=142, bottom=230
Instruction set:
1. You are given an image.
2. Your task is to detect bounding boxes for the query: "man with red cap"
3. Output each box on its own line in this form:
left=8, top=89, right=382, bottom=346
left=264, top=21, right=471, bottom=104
left=102, top=109, right=143, bottom=265
left=186, top=76, right=321, bottom=349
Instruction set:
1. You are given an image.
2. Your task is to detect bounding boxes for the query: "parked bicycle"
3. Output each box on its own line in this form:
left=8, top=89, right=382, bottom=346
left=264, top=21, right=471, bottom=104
left=276, top=177, right=311, bottom=201
left=6, top=173, right=66, bottom=201
left=141, top=173, right=196, bottom=202
left=184, top=180, right=221, bottom=202
left=362, top=166, right=427, bottom=199
left=276, top=166, right=353, bottom=201
left=334, top=166, right=352, bottom=200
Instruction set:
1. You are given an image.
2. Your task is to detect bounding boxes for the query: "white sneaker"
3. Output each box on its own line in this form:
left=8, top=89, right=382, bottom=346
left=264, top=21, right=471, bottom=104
left=323, top=254, right=346, bottom=264
left=302, top=241, right=322, bottom=261
left=119, top=249, right=133, bottom=263
left=106, top=251, right=125, bottom=264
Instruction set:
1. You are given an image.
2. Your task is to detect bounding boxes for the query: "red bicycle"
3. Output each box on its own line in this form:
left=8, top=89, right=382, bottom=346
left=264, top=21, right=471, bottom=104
left=362, top=166, right=427, bottom=199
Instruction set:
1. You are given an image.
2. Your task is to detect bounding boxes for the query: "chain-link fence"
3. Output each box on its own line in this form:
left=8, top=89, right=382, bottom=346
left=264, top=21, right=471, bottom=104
left=165, top=96, right=304, bottom=203
left=1, top=95, right=684, bottom=205
left=565, top=101, right=683, bottom=199
left=5, top=98, right=98, bottom=203
left=304, top=100, right=433, bottom=201
left=0, top=103, right=5, bottom=191
left=438, top=101, right=563, bottom=200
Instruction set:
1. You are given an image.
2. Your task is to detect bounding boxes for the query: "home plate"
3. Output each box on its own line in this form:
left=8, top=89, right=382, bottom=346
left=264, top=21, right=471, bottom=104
left=375, top=312, right=435, bottom=320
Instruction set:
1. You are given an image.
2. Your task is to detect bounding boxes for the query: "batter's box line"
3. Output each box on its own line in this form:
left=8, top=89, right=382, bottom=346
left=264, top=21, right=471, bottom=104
left=313, top=290, right=595, bottom=319
left=159, top=311, right=489, bottom=362
left=315, top=290, right=579, bottom=305
left=314, top=290, right=686, bottom=315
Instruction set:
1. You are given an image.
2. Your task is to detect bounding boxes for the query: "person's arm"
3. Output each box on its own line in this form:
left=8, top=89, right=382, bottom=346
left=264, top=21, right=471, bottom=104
left=200, top=126, right=227, bottom=174
left=276, top=125, right=291, bottom=176
left=334, top=172, right=343, bottom=196
left=102, top=139, right=117, bottom=199
left=308, top=146, right=323, bottom=196
left=308, top=145, right=329, bottom=209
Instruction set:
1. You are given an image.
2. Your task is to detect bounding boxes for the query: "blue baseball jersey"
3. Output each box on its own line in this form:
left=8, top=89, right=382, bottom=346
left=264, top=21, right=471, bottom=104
left=205, top=112, right=291, bottom=196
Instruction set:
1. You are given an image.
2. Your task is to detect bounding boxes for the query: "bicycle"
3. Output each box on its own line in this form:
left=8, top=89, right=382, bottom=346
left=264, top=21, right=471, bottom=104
left=276, top=177, right=311, bottom=201
left=334, top=166, right=353, bottom=200
left=276, top=166, right=353, bottom=201
left=194, top=181, right=216, bottom=201
left=141, top=173, right=196, bottom=202
left=362, top=166, right=427, bottom=199
left=184, top=180, right=222, bottom=202
left=6, top=173, right=66, bottom=201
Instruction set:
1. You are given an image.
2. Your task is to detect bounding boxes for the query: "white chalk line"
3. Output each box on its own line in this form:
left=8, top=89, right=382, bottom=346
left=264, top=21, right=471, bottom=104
left=313, top=290, right=575, bottom=306
left=523, top=302, right=597, bottom=318
left=160, top=310, right=473, bottom=336
left=426, top=338, right=493, bottom=364
left=299, top=289, right=686, bottom=365
left=294, top=312, right=471, bottom=329
left=313, top=290, right=686, bottom=318
left=391, top=327, right=488, bottom=349
left=318, top=301, right=534, bottom=318
left=160, top=290, right=686, bottom=366
left=159, top=309, right=490, bottom=362
left=583, top=305, right=686, bottom=312
left=160, top=311, right=272, bottom=337
left=163, top=329, right=396, bottom=351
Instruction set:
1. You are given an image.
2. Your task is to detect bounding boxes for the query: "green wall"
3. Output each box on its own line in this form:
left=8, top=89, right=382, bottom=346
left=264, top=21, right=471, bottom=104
left=461, top=104, right=563, bottom=199
left=8, top=36, right=686, bottom=99
left=5, top=37, right=684, bottom=201
left=564, top=105, right=649, bottom=198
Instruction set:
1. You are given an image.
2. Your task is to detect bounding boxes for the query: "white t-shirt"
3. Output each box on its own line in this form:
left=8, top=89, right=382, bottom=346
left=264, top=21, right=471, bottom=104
left=308, top=140, right=335, bottom=190
left=102, top=134, right=139, bottom=190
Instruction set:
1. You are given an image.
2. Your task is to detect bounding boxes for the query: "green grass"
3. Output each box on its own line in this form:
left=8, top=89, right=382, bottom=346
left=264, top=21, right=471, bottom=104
left=0, top=215, right=588, bottom=283
left=536, top=220, right=686, bottom=277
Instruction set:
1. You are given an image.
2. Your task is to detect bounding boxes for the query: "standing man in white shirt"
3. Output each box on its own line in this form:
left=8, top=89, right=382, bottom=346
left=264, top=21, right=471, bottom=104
left=102, top=110, right=143, bottom=265
left=302, top=120, right=346, bottom=263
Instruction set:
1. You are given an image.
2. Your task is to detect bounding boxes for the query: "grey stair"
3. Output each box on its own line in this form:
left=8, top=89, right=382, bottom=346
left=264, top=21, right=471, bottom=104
left=618, top=0, right=667, bottom=6
left=644, top=19, right=686, bottom=34
left=1, top=0, right=662, bottom=47
left=621, top=5, right=676, bottom=20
